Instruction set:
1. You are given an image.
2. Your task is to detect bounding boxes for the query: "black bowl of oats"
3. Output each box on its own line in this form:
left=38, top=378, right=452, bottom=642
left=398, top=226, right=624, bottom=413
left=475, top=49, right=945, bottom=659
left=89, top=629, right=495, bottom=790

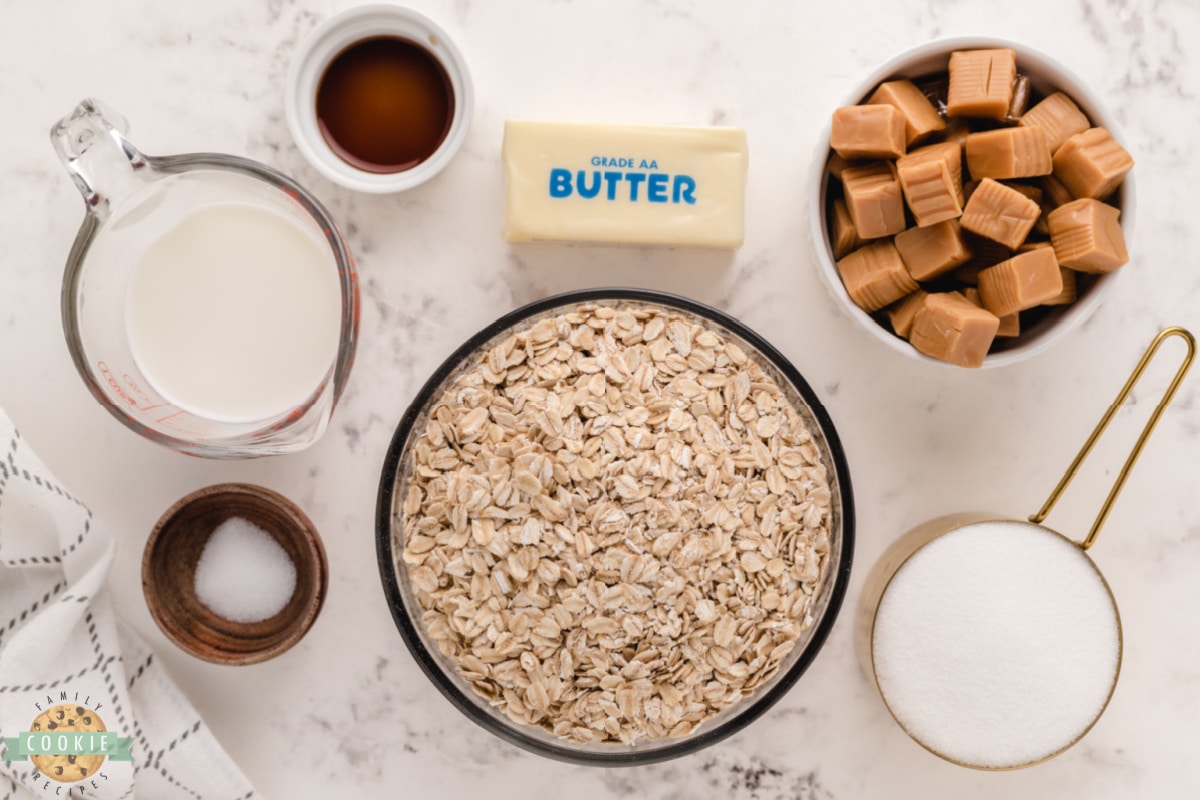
left=376, top=288, right=854, bottom=765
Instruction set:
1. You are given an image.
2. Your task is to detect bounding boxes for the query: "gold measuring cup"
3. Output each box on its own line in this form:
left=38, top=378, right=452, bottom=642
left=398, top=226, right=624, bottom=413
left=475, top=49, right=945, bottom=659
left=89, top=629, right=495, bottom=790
left=855, top=326, right=1195, bottom=769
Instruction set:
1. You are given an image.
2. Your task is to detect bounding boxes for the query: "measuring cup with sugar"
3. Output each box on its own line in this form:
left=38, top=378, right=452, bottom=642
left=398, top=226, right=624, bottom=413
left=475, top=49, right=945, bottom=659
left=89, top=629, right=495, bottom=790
left=52, top=99, right=359, bottom=457
left=855, top=327, right=1195, bottom=770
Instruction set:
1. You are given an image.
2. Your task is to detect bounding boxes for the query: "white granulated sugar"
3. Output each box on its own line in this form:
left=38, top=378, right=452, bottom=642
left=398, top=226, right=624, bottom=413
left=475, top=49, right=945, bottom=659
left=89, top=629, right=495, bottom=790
left=194, top=517, right=297, bottom=623
left=872, top=520, right=1120, bottom=768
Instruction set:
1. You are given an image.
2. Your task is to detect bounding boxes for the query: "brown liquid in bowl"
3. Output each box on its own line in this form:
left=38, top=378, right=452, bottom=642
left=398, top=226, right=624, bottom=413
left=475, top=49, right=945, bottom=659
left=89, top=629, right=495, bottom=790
left=316, top=36, right=454, bottom=174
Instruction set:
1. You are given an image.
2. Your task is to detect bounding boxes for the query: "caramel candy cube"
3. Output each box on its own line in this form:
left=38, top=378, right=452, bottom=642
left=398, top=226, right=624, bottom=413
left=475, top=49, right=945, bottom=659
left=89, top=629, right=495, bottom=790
left=867, top=79, right=946, bottom=145
left=965, top=127, right=1052, bottom=180
left=910, top=292, right=1000, bottom=368
left=997, top=312, right=1021, bottom=338
left=1041, top=173, right=1074, bottom=207
left=962, top=287, right=1020, bottom=337
left=962, top=179, right=980, bottom=204
left=960, top=178, right=1041, bottom=249
left=896, top=157, right=961, bottom=227
left=830, top=197, right=864, bottom=259
left=1003, top=182, right=1047, bottom=234
left=831, top=105, right=907, bottom=160
left=1052, top=128, right=1133, bottom=200
left=1043, top=267, right=1079, bottom=305
left=903, top=142, right=965, bottom=204
left=1020, top=92, right=1091, bottom=154
left=887, top=290, right=929, bottom=338
left=917, top=76, right=949, bottom=116
left=937, top=117, right=972, bottom=150
left=894, top=220, right=973, bottom=280
left=978, top=247, right=1063, bottom=317
left=842, top=162, right=906, bottom=239
left=951, top=238, right=1011, bottom=286
left=1004, top=182, right=1043, bottom=204
left=897, top=142, right=964, bottom=223
left=947, top=49, right=1017, bottom=119
left=1047, top=198, right=1128, bottom=273
left=827, top=153, right=852, bottom=181
left=1005, top=74, right=1032, bottom=120
left=836, top=240, right=918, bottom=312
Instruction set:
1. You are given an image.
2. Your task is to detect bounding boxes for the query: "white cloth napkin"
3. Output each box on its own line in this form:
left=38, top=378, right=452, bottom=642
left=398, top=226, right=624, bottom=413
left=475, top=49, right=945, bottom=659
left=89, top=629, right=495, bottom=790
left=0, top=408, right=259, bottom=799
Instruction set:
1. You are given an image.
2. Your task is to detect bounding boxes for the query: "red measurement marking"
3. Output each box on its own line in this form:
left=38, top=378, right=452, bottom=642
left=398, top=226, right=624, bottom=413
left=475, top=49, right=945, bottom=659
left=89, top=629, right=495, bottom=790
left=155, top=410, right=206, bottom=438
left=97, top=361, right=174, bottom=414
left=277, top=186, right=312, bottom=218
left=97, top=361, right=140, bottom=410
left=122, top=373, right=168, bottom=412
left=93, top=363, right=202, bottom=437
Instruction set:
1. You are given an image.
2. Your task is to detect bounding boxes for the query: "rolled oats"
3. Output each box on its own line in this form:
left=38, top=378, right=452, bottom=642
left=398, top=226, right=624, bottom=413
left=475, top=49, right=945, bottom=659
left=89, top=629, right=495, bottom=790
left=397, top=304, right=834, bottom=744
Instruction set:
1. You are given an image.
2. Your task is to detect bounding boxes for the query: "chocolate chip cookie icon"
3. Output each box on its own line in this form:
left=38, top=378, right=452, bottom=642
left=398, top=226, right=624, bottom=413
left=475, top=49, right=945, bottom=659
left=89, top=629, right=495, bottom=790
left=29, top=704, right=107, bottom=782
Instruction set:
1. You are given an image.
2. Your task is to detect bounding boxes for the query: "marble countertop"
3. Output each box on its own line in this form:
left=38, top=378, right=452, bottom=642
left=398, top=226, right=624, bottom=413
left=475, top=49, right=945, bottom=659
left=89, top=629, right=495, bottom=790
left=2, top=0, right=1199, bottom=797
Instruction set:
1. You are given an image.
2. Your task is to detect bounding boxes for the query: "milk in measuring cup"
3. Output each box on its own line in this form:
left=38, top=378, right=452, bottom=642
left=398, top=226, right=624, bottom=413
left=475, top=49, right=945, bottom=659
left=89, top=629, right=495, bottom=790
left=122, top=180, right=342, bottom=423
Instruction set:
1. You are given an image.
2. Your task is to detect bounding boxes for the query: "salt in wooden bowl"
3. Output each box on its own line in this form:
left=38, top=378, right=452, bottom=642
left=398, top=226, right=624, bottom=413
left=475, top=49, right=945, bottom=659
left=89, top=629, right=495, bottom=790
left=142, top=482, right=328, bottom=665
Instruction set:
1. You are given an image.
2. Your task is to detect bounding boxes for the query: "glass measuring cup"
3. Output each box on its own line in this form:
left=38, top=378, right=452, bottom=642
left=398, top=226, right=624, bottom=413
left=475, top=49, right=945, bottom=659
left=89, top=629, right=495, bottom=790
left=52, top=99, right=359, bottom=458
left=855, top=327, right=1195, bottom=769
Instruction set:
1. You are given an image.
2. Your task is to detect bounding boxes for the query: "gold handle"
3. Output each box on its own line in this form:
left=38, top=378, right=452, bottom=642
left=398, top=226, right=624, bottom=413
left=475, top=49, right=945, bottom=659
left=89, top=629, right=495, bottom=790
left=1029, top=326, right=1196, bottom=550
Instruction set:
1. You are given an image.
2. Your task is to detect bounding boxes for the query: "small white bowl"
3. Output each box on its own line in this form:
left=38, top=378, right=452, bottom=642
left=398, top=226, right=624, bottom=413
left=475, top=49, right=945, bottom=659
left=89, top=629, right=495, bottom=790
left=285, top=4, right=474, bottom=193
left=807, top=37, right=1136, bottom=369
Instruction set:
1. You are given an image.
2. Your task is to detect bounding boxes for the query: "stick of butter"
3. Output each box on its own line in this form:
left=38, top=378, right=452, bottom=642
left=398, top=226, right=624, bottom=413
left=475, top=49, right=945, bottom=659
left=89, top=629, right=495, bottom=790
left=502, top=121, right=748, bottom=248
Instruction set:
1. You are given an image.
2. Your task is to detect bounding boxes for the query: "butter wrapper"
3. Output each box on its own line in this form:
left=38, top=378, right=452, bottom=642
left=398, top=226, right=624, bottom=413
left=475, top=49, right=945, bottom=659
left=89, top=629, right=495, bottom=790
left=502, top=121, right=748, bottom=248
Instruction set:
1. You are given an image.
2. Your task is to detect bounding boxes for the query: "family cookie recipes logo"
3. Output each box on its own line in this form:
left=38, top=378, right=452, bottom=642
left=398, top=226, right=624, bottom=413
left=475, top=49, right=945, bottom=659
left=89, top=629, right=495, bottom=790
left=3, top=694, right=131, bottom=793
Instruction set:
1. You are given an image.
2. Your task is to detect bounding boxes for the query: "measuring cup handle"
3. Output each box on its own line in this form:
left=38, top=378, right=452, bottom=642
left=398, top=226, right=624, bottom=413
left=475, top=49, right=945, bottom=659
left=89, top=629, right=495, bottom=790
left=1030, top=326, right=1196, bottom=549
left=50, top=99, right=149, bottom=219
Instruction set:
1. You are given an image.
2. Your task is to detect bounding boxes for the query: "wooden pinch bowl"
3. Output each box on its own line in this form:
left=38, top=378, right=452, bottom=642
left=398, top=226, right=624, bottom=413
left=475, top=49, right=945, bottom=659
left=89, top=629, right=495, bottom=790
left=142, top=482, right=328, bottom=665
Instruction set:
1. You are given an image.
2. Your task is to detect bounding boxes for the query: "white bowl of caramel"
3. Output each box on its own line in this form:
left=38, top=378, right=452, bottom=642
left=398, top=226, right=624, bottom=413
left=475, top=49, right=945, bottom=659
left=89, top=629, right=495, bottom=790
left=808, top=37, right=1136, bottom=369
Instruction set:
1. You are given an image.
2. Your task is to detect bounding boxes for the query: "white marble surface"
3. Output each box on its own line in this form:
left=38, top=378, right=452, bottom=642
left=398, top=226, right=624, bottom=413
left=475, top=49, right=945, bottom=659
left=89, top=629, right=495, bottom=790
left=2, top=0, right=1199, bottom=797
